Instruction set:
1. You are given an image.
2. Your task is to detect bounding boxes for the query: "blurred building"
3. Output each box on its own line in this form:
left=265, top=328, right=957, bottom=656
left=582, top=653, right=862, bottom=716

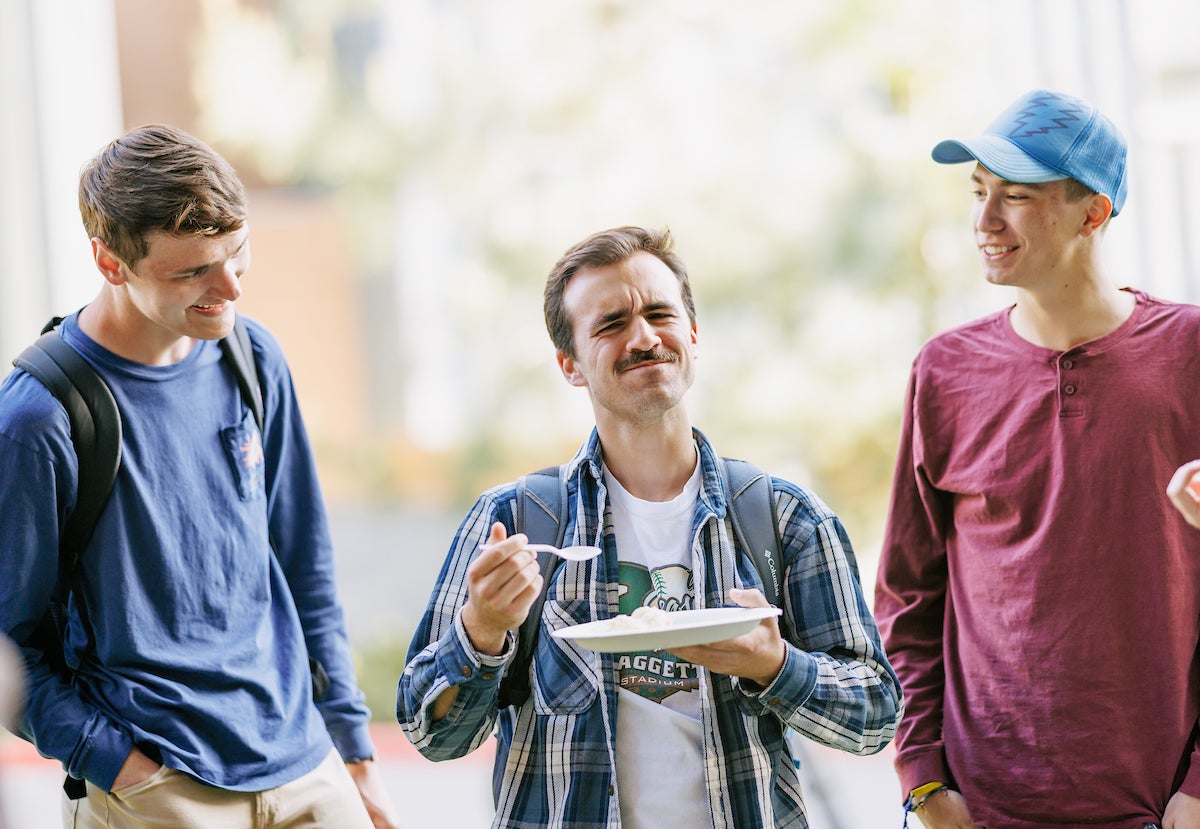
left=0, top=0, right=373, bottom=500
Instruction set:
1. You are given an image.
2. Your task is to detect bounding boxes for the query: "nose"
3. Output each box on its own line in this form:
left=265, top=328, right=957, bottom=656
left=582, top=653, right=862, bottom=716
left=627, top=316, right=662, bottom=352
left=213, top=261, right=243, bottom=302
left=974, top=194, right=1005, bottom=234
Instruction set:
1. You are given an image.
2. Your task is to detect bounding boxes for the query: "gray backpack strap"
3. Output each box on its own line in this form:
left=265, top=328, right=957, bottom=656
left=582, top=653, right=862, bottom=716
left=497, top=465, right=567, bottom=708
left=722, top=458, right=784, bottom=611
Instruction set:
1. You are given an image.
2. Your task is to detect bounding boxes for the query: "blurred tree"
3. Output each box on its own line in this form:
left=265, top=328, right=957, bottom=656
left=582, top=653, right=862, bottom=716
left=189, top=0, right=1000, bottom=560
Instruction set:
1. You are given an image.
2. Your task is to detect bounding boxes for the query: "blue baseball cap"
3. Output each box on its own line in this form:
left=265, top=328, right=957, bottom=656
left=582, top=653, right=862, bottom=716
left=932, top=89, right=1128, bottom=216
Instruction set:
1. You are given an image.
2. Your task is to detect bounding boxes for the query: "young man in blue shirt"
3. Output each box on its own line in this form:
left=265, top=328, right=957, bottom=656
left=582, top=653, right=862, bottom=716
left=0, top=125, right=399, bottom=828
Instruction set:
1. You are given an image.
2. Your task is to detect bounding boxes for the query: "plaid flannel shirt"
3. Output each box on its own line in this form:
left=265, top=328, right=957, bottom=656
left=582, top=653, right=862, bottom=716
left=397, top=429, right=901, bottom=828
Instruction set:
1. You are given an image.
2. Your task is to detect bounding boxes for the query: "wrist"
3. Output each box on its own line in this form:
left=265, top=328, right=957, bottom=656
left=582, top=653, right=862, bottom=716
left=749, top=646, right=787, bottom=688
left=905, top=781, right=949, bottom=813
left=460, top=603, right=508, bottom=656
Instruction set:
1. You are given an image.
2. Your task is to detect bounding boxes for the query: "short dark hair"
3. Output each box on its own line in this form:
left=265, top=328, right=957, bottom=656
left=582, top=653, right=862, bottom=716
left=544, top=226, right=695, bottom=358
left=78, top=124, right=247, bottom=266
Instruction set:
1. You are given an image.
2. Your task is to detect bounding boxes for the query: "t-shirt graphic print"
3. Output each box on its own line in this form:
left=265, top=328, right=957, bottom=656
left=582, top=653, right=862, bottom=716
left=615, top=561, right=701, bottom=704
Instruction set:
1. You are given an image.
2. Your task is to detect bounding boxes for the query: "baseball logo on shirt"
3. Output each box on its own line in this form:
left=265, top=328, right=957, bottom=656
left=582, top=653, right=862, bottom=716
left=615, top=562, right=701, bottom=702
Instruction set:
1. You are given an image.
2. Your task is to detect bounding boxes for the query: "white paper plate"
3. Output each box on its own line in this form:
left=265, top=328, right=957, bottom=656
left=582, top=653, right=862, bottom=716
left=550, top=606, right=781, bottom=653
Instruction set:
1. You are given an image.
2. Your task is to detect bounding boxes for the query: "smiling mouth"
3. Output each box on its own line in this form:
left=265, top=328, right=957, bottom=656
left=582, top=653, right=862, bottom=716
left=191, top=302, right=225, bottom=310
left=981, top=244, right=1017, bottom=256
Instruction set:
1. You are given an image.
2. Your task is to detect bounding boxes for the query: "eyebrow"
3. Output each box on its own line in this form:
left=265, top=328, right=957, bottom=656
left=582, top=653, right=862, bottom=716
left=971, top=172, right=1048, bottom=190
left=590, top=309, right=627, bottom=332
left=640, top=301, right=677, bottom=316
left=172, top=235, right=249, bottom=276
left=588, top=301, right=676, bottom=333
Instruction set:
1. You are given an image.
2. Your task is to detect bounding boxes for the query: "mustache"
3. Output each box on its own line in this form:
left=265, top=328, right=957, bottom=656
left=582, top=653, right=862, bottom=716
left=616, top=349, right=676, bottom=372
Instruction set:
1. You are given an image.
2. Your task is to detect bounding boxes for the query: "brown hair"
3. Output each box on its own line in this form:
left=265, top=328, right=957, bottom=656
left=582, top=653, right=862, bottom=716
left=544, top=226, right=695, bottom=358
left=78, top=125, right=247, bottom=266
left=1063, top=178, right=1098, bottom=204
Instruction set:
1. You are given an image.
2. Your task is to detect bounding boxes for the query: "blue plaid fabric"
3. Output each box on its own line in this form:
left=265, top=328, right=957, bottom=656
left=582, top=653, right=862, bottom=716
left=398, top=429, right=901, bottom=828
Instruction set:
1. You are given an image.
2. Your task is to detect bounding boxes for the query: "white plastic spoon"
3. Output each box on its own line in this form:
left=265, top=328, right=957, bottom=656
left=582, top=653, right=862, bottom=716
left=526, top=543, right=603, bottom=561
left=479, top=543, right=603, bottom=562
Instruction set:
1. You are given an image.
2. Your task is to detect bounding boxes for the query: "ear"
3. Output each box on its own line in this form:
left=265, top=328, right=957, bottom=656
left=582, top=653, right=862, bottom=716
left=92, top=238, right=127, bottom=285
left=1079, top=194, right=1113, bottom=237
left=690, top=323, right=699, bottom=359
left=557, top=351, right=588, bottom=388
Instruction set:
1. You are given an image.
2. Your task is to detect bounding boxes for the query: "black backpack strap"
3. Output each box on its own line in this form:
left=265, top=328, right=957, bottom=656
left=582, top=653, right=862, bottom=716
left=721, top=458, right=784, bottom=611
left=218, top=316, right=264, bottom=431
left=496, top=465, right=567, bottom=709
left=13, top=322, right=118, bottom=795
left=13, top=327, right=122, bottom=568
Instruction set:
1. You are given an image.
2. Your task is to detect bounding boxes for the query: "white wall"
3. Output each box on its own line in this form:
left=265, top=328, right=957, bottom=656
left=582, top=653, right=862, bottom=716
left=0, top=0, right=123, bottom=368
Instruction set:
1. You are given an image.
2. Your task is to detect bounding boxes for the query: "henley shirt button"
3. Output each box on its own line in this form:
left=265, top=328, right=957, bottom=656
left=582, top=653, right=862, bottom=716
left=1064, top=384, right=1077, bottom=395
left=1062, top=359, right=1075, bottom=369
left=460, top=666, right=472, bottom=678
left=481, top=672, right=495, bottom=681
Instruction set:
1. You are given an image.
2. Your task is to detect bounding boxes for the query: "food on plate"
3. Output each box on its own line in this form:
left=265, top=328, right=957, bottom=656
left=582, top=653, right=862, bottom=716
left=606, top=605, right=674, bottom=631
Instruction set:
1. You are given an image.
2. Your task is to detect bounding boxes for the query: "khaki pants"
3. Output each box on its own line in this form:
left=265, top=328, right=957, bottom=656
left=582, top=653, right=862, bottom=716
left=63, top=749, right=373, bottom=829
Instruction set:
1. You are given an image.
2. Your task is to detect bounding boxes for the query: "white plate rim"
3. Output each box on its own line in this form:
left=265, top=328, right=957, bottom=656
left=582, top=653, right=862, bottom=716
left=549, top=606, right=781, bottom=651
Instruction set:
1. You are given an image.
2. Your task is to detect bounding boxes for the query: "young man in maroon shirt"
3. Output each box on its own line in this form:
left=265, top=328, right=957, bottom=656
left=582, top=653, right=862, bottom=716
left=875, top=89, right=1200, bottom=829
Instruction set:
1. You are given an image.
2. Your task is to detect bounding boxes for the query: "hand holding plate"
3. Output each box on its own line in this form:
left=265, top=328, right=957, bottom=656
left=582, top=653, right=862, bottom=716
left=667, top=588, right=786, bottom=687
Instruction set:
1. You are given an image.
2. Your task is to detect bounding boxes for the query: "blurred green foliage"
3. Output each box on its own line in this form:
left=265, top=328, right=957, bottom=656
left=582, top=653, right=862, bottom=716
left=355, top=634, right=413, bottom=722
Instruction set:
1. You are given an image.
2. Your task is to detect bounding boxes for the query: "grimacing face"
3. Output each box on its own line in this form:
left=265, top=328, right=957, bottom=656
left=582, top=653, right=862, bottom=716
left=556, top=252, right=699, bottom=426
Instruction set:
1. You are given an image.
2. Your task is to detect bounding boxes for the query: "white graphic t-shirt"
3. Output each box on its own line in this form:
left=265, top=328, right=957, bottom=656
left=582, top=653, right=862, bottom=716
left=605, top=456, right=708, bottom=828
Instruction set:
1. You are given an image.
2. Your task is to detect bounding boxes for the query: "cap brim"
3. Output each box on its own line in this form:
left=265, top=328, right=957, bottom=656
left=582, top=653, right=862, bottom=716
left=932, top=135, right=1067, bottom=183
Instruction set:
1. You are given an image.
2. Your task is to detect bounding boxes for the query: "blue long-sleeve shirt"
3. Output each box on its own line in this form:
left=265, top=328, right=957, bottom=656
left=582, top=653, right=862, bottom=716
left=0, top=312, right=372, bottom=791
left=397, top=429, right=901, bottom=828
